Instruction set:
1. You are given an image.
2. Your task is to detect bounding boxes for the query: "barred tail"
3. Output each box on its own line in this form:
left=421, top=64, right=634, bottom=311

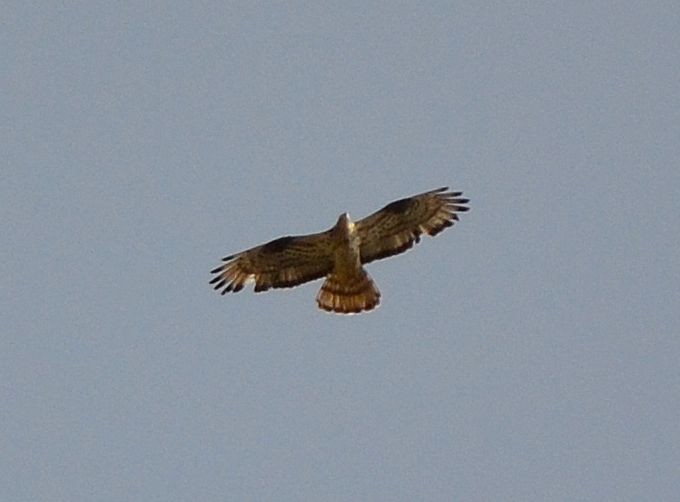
left=316, top=269, right=381, bottom=314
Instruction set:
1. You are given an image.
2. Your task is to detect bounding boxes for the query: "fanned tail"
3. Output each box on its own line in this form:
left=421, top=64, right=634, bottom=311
left=316, top=269, right=381, bottom=314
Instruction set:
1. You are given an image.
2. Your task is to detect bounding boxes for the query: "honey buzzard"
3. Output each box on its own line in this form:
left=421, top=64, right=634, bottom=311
left=210, top=187, right=469, bottom=314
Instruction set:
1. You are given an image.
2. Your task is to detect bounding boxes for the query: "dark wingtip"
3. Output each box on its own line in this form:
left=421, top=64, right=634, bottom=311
left=213, top=282, right=227, bottom=292
left=210, top=266, right=224, bottom=274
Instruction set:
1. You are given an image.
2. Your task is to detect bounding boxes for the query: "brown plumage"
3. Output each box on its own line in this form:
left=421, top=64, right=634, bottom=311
left=210, top=187, right=469, bottom=314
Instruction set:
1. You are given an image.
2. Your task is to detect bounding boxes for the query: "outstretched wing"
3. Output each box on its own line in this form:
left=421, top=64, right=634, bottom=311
left=210, top=231, right=335, bottom=294
left=356, top=187, right=469, bottom=264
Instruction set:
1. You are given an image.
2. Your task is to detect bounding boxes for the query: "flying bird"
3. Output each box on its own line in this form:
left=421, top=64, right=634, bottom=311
left=210, top=187, right=469, bottom=314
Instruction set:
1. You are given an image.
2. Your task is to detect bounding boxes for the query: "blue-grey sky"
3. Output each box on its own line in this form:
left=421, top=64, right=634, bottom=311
left=3, top=2, right=679, bottom=501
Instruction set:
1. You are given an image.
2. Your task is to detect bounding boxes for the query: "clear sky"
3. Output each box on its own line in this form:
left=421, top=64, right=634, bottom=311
left=3, top=2, right=679, bottom=501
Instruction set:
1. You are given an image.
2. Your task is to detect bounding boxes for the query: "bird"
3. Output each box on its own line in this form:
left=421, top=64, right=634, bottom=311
left=210, top=187, right=469, bottom=314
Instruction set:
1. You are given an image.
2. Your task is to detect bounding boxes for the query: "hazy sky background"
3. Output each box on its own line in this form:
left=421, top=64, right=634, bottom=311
left=3, top=2, right=679, bottom=500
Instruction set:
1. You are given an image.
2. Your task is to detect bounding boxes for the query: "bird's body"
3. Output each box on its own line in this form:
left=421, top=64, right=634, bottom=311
left=315, top=213, right=381, bottom=313
left=210, top=187, right=469, bottom=314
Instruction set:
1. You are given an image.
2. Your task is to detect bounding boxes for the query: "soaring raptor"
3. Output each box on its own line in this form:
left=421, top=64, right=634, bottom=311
left=210, top=187, right=469, bottom=314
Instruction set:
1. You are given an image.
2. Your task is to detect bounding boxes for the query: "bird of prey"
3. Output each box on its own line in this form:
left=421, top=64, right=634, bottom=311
left=210, top=187, right=469, bottom=314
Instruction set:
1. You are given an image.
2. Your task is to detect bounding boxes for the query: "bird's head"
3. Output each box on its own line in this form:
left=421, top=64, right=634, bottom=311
left=335, top=212, right=355, bottom=238
left=337, top=212, right=354, bottom=227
